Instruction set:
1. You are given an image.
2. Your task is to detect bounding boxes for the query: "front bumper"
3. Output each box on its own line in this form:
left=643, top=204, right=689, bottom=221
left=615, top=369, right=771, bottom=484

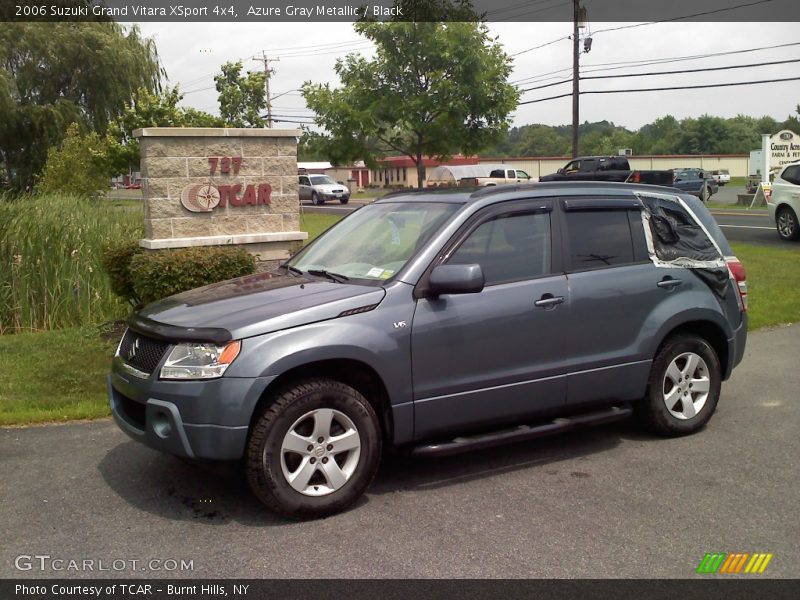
left=108, top=359, right=274, bottom=460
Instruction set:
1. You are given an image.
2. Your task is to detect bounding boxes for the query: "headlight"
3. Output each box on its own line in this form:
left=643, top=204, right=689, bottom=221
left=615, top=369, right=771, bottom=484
left=159, top=340, right=241, bottom=380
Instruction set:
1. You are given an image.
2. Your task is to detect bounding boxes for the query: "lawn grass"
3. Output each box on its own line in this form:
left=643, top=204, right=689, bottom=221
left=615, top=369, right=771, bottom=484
left=298, top=211, right=343, bottom=243
left=731, top=243, right=800, bottom=330
left=0, top=326, right=117, bottom=425
left=350, top=189, right=389, bottom=200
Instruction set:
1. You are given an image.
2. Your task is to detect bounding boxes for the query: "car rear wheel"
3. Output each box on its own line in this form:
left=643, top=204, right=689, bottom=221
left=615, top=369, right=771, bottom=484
left=636, top=335, right=721, bottom=436
left=776, top=206, right=800, bottom=241
left=699, top=185, right=709, bottom=202
left=245, top=378, right=382, bottom=519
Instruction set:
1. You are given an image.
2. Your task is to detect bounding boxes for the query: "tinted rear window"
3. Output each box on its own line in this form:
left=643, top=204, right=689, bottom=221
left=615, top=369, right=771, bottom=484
left=564, top=210, right=637, bottom=270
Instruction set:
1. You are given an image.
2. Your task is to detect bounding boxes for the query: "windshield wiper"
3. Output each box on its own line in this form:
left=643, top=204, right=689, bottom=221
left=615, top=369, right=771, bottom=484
left=278, top=263, right=304, bottom=276
left=306, top=269, right=350, bottom=283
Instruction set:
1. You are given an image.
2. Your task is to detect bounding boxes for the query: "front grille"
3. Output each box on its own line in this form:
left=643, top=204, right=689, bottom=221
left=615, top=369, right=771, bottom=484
left=118, top=329, right=170, bottom=375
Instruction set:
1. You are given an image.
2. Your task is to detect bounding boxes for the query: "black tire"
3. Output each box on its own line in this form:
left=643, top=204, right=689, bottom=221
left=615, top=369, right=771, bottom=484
left=311, top=192, right=322, bottom=205
left=339, top=198, right=349, bottom=205
left=246, top=378, right=382, bottom=520
left=636, top=335, right=721, bottom=437
left=776, top=206, right=800, bottom=241
left=699, top=185, right=709, bottom=203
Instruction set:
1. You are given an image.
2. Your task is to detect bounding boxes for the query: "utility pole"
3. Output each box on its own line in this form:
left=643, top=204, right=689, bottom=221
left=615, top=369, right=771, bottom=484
left=571, top=0, right=580, bottom=158
left=253, top=52, right=279, bottom=127
left=571, top=1, right=592, bottom=157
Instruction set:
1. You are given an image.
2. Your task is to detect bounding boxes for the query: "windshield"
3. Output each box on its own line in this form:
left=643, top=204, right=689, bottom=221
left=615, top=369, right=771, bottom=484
left=289, top=202, right=461, bottom=282
left=309, top=175, right=337, bottom=185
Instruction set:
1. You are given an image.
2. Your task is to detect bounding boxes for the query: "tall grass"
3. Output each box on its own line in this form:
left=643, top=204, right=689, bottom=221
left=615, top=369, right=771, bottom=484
left=0, top=194, right=143, bottom=333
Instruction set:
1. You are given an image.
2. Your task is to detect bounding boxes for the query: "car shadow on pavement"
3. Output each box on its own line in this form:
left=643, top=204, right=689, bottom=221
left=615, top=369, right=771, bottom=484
left=98, top=441, right=290, bottom=527
left=371, top=417, right=645, bottom=495
left=99, top=417, right=650, bottom=525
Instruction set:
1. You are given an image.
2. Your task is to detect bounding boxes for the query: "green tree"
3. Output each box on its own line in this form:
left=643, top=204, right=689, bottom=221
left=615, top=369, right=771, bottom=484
left=214, top=61, right=267, bottom=128
left=37, top=123, right=111, bottom=197
left=107, top=86, right=225, bottom=176
left=0, top=21, right=163, bottom=191
left=303, top=3, right=518, bottom=185
left=513, top=125, right=570, bottom=157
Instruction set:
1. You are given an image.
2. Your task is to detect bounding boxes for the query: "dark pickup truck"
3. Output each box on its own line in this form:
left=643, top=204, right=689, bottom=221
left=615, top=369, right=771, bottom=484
left=539, top=156, right=674, bottom=186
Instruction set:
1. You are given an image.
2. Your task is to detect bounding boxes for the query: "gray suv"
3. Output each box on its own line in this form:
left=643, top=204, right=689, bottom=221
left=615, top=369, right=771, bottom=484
left=109, top=182, right=748, bottom=519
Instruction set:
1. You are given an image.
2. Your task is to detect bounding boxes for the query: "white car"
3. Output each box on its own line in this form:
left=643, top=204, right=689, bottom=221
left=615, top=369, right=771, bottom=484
left=768, top=161, right=800, bottom=241
left=298, top=174, right=350, bottom=205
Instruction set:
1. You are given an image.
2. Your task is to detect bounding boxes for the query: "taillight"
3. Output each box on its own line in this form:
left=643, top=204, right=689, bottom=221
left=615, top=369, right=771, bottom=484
left=726, top=257, right=747, bottom=312
left=631, top=171, right=641, bottom=183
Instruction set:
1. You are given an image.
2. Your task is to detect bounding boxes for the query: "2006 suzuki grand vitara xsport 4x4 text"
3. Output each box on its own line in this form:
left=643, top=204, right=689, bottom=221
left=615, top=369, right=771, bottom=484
left=109, top=182, right=748, bottom=519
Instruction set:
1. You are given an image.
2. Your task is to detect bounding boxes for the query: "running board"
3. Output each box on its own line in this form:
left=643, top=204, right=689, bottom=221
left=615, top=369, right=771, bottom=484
left=409, top=405, right=633, bottom=458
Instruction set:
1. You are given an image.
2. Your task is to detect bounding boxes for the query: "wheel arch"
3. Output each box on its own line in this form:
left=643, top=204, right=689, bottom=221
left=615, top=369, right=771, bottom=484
left=249, top=359, right=394, bottom=445
left=653, top=319, right=730, bottom=379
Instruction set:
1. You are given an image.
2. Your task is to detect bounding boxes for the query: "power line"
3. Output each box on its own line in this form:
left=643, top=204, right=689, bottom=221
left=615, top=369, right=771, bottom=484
left=590, top=0, right=775, bottom=36
left=497, top=0, right=572, bottom=21
left=174, top=40, right=374, bottom=88
left=512, top=40, right=800, bottom=86
left=508, top=0, right=776, bottom=62
left=517, top=75, right=800, bottom=105
left=582, top=57, right=800, bottom=80
left=277, top=43, right=374, bottom=59
left=486, top=0, right=561, bottom=18
left=510, top=36, right=570, bottom=58
left=517, top=56, right=800, bottom=93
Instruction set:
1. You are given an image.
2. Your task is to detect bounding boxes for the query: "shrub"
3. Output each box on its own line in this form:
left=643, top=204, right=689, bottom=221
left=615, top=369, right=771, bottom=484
left=127, top=246, right=256, bottom=305
left=100, top=241, right=144, bottom=306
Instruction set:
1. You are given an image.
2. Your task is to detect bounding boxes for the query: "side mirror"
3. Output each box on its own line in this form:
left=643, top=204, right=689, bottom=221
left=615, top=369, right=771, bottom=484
left=557, top=168, right=565, bottom=175
left=427, top=264, right=484, bottom=296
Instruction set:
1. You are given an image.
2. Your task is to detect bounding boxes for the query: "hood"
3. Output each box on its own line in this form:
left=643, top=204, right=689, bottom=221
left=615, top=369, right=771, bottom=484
left=132, top=271, right=385, bottom=342
left=313, top=183, right=348, bottom=193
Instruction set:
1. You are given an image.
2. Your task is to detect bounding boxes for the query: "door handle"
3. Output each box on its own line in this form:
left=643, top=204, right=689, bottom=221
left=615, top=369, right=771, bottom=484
left=657, top=278, right=683, bottom=289
left=534, top=294, right=565, bottom=308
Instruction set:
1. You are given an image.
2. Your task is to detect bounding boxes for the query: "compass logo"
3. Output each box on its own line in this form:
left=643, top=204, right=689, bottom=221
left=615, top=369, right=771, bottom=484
left=181, top=183, right=221, bottom=213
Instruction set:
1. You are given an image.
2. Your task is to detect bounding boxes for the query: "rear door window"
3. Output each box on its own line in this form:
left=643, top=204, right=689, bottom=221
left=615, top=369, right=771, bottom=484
left=563, top=208, right=642, bottom=271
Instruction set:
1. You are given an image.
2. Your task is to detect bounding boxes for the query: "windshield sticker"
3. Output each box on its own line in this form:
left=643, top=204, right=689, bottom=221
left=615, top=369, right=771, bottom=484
left=366, top=267, right=384, bottom=278
left=380, top=270, right=394, bottom=279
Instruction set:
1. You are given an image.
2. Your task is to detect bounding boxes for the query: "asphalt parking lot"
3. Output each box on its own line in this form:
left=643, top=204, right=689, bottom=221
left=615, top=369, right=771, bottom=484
left=1, top=324, right=798, bottom=579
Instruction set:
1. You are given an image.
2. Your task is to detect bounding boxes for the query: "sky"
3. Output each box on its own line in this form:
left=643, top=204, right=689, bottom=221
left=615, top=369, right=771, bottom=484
left=131, top=20, right=800, bottom=132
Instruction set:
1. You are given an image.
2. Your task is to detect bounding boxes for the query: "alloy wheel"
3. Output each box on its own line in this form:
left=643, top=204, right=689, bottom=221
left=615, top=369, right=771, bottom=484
left=777, top=210, right=797, bottom=238
left=662, top=352, right=711, bottom=420
left=280, top=408, right=361, bottom=496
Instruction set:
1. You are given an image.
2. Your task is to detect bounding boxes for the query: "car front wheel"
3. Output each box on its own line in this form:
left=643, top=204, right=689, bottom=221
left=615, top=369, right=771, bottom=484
left=636, top=335, right=721, bottom=436
left=311, top=192, right=322, bottom=205
left=776, top=206, right=800, bottom=241
left=246, top=378, right=382, bottom=519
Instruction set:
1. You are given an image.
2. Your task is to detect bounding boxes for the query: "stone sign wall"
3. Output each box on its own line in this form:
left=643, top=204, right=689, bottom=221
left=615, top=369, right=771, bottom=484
left=134, top=127, right=306, bottom=266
